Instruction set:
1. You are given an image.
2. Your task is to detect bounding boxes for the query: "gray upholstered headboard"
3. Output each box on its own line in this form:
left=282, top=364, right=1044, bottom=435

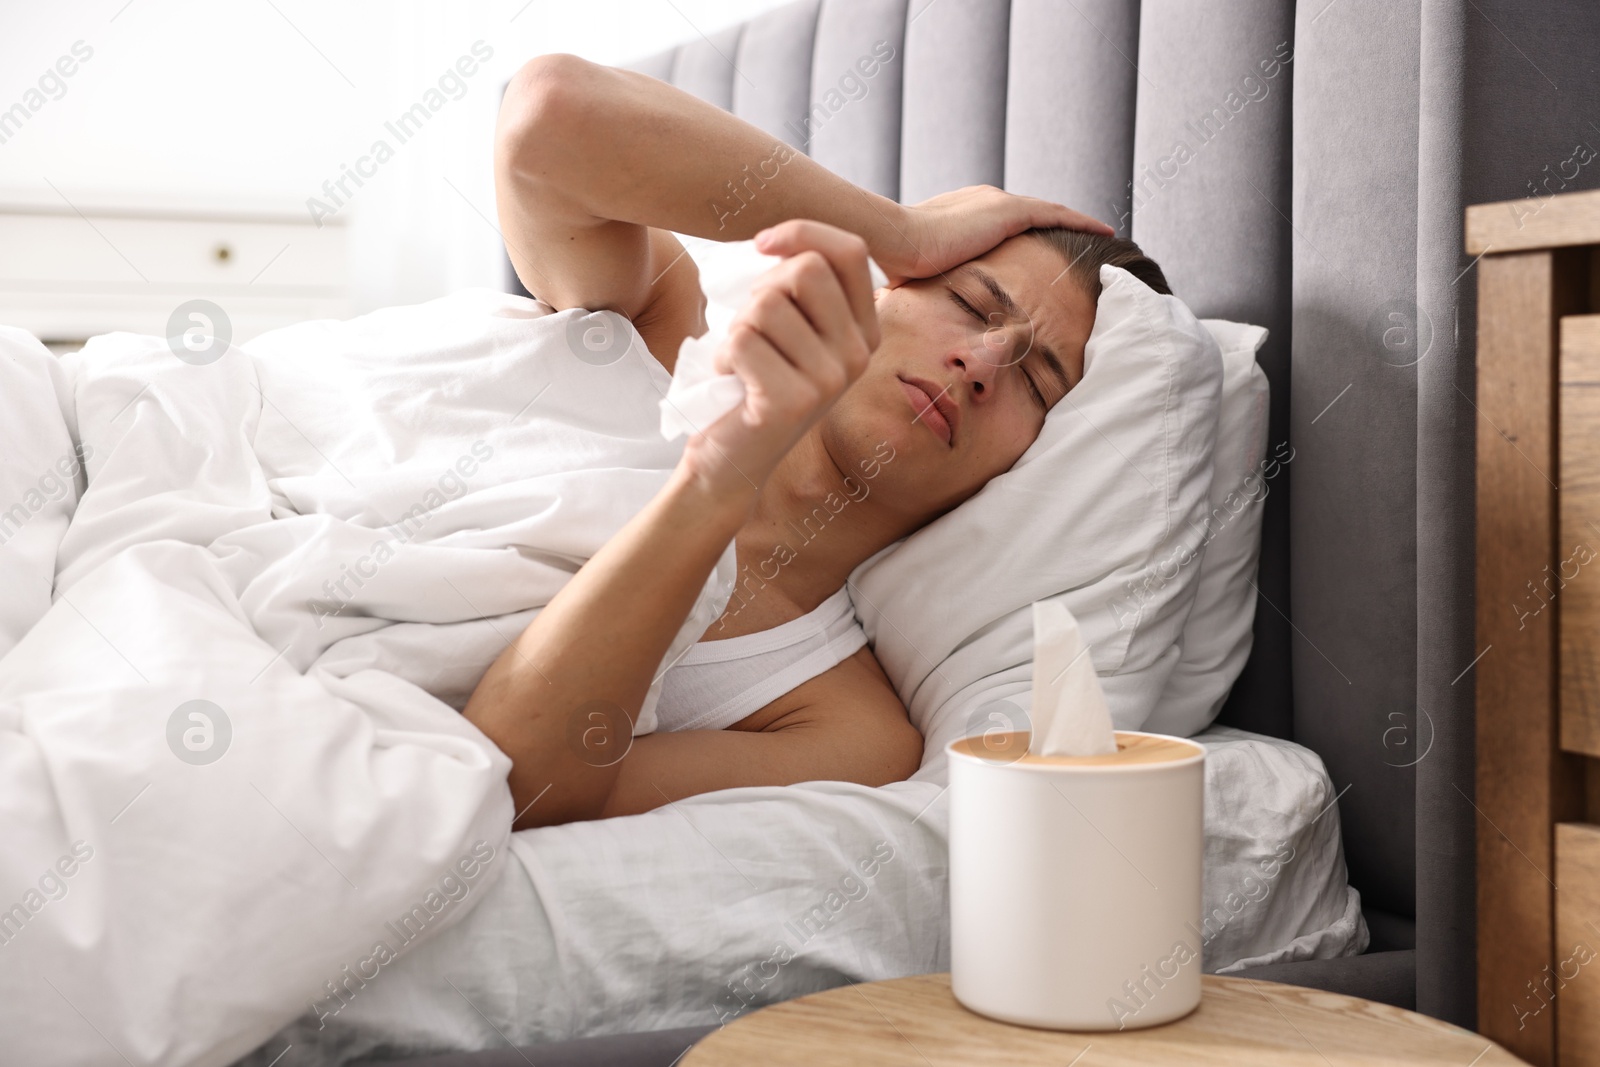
left=527, top=0, right=1600, bottom=1028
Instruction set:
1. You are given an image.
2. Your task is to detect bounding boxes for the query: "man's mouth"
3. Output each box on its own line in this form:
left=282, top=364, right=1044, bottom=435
left=898, top=376, right=955, bottom=446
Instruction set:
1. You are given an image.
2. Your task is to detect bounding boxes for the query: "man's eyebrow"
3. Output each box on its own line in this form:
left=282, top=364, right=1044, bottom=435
left=965, top=265, right=1074, bottom=393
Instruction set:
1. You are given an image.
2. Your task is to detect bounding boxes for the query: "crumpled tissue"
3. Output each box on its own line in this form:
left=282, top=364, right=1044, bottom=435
left=659, top=249, right=888, bottom=440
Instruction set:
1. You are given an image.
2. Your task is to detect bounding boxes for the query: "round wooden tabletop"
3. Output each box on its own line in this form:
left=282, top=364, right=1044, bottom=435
left=683, top=973, right=1529, bottom=1066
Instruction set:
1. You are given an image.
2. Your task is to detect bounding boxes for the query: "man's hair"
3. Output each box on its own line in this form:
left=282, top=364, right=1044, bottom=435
left=1026, top=227, right=1172, bottom=298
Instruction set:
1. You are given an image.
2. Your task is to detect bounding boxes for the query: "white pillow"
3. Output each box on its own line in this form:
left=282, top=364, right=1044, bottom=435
left=1143, top=321, right=1272, bottom=736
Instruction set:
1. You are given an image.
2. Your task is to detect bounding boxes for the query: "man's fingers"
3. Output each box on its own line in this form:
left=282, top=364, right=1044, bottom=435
left=723, top=320, right=814, bottom=414
left=752, top=254, right=868, bottom=373
left=740, top=284, right=838, bottom=386
left=753, top=219, right=880, bottom=350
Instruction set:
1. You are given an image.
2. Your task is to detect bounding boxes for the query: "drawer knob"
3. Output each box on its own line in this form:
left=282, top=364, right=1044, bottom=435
left=214, top=243, right=232, bottom=264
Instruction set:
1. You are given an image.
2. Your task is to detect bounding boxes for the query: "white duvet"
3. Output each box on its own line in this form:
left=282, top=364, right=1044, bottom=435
left=0, top=295, right=735, bottom=1067
left=0, top=291, right=1363, bottom=1067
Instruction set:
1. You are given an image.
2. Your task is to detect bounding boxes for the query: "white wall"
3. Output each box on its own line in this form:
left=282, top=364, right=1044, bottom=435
left=0, top=0, right=790, bottom=312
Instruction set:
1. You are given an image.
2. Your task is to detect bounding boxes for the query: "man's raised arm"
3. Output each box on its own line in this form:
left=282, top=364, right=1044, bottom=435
left=494, top=52, right=1113, bottom=362
left=493, top=52, right=911, bottom=329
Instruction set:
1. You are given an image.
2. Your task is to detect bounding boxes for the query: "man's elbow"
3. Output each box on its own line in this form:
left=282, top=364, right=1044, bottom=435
left=872, top=720, right=924, bottom=786
left=899, top=722, right=925, bottom=780
left=496, top=53, right=596, bottom=179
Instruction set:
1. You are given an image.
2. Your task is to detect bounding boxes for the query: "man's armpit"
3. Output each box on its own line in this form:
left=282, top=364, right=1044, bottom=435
left=742, top=644, right=916, bottom=738
left=629, top=228, right=709, bottom=376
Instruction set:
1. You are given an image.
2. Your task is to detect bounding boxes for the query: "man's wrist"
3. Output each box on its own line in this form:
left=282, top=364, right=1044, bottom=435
left=667, top=460, right=760, bottom=528
left=853, top=193, right=918, bottom=280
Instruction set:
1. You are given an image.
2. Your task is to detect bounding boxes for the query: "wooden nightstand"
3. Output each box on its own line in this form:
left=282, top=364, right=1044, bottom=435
left=683, top=973, right=1528, bottom=1065
left=1469, top=187, right=1600, bottom=1067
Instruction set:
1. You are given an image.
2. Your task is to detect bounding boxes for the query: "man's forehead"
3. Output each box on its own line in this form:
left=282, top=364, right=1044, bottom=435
left=973, top=235, right=1087, bottom=309
left=962, top=241, right=1093, bottom=385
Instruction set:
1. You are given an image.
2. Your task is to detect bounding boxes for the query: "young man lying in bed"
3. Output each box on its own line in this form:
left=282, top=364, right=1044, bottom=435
left=465, top=53, right=1172, bottom=830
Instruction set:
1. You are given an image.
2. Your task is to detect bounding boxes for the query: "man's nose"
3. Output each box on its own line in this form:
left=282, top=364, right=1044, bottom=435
left=950, top=326, right=1014, bottom=395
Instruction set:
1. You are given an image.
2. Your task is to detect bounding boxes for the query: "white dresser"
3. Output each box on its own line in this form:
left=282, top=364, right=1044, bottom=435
left=0, top=190, right=349, bottom=348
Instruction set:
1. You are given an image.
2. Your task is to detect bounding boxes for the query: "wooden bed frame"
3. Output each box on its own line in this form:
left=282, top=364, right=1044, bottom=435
left=1472, top=186, right=1600, bottom=1067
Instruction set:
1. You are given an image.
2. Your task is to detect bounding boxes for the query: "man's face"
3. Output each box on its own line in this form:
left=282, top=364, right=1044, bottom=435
left=820, top=234, right=1097, bottom=520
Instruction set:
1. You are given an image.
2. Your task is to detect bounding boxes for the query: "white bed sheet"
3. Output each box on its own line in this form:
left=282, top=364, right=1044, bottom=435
left=233, top=724, right=1366, bottom=1064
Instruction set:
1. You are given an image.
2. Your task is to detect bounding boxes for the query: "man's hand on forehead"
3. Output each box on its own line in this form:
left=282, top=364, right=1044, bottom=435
left=877, top=184, right=1113, bottom=287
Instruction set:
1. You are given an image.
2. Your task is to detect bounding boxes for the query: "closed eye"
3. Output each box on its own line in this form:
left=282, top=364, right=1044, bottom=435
left=948, top=290, right=1046, bottom=408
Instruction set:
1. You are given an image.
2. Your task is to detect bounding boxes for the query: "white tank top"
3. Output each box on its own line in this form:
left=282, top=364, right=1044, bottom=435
left=652, top=585, right=869, bottom=732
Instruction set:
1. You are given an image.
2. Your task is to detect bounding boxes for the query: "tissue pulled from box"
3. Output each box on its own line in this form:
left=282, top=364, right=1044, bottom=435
left=1029, top=599, right=1118, bottom=757
left=659, top=252, right=888, bottom=441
